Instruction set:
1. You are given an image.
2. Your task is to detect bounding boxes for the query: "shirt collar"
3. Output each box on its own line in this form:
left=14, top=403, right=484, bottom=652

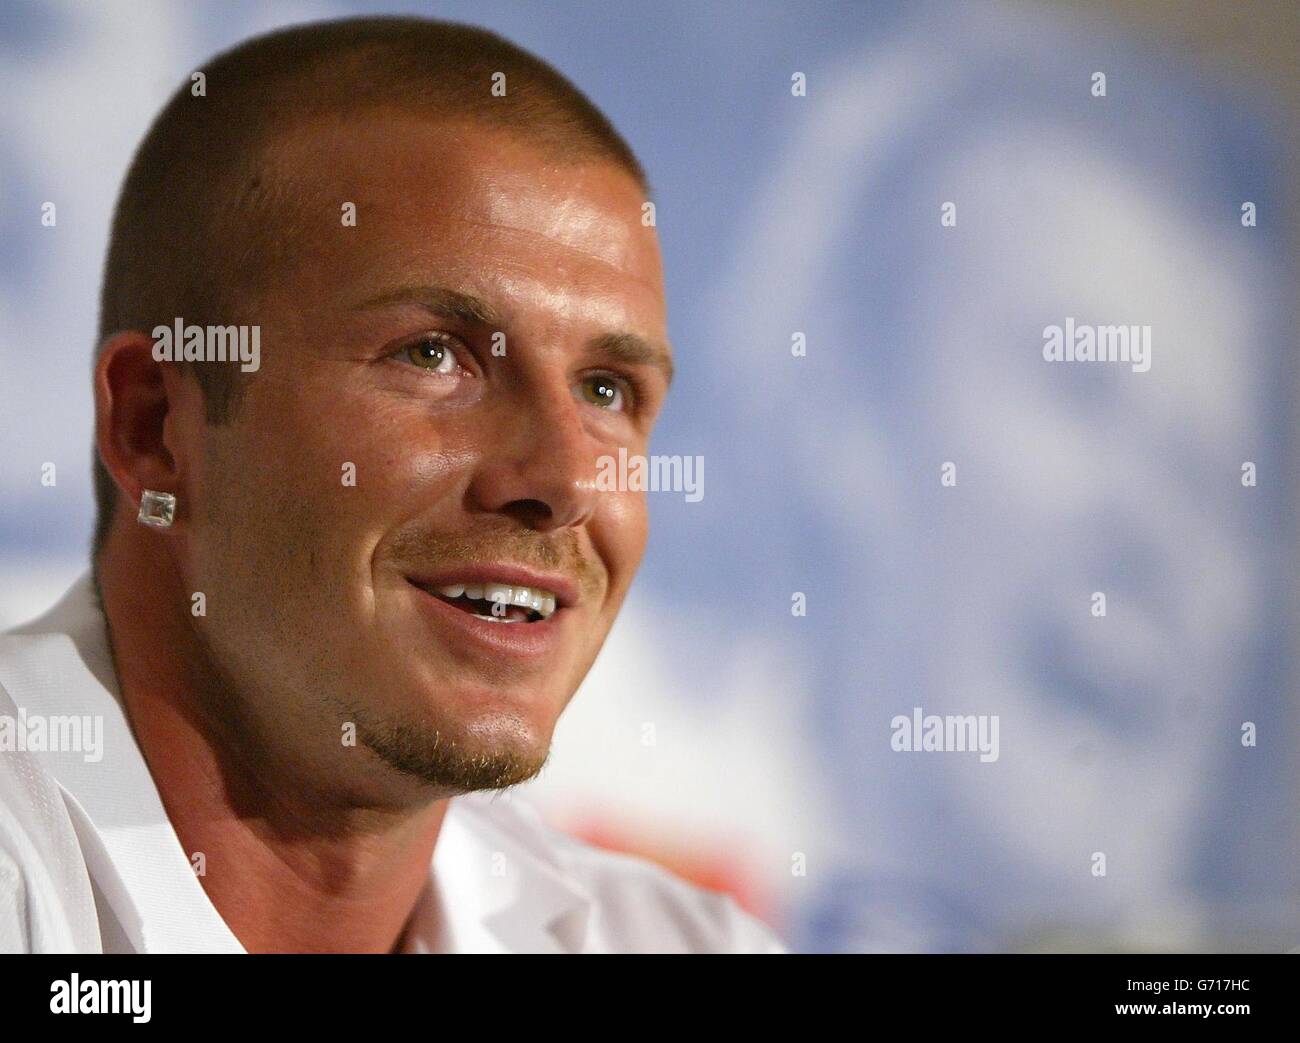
left=419, top=791, right=594, bottom=953
left=2, top=570, right=593, bottom=953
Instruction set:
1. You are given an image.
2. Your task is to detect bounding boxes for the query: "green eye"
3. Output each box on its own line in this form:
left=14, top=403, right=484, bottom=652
left=403, top=336, right=457, bottom=374
left=579, top=375, right=625, bottom=410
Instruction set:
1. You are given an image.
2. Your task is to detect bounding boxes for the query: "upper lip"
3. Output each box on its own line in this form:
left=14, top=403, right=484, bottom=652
left=406, top=565, right=581, bottom=609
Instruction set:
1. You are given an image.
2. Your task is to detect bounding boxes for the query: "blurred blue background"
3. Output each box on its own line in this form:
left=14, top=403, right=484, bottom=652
left=2, top=0, right=1297, bottom=951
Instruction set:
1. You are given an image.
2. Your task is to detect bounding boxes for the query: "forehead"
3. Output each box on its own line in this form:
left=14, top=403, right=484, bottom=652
left=261, top=112, right=666, bottom=330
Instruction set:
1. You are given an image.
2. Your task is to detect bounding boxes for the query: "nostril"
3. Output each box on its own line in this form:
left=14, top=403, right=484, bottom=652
left=502, top=498, right=553, bottom=528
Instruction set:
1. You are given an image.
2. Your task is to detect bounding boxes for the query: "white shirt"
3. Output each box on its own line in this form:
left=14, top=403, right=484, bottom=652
left=0, top=571, right=786, bottom=954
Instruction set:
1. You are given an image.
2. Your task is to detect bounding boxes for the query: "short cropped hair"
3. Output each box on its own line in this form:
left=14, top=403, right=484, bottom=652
left=91, top=15, right=648, bottom=562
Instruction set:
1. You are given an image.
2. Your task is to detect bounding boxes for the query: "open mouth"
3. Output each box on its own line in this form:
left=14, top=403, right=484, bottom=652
left=412, top=581, right=558, bottom=624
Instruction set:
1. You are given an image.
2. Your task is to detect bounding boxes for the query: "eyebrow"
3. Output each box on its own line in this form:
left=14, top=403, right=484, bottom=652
left=356, top=285, right=505, bottom=326
left=588, top=331, right=675, bottom=387
left=354, top=284, right=675, bottom=387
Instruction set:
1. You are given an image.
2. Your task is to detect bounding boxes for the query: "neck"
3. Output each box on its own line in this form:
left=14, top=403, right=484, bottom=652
left=96, top=532, right=449, bottom=953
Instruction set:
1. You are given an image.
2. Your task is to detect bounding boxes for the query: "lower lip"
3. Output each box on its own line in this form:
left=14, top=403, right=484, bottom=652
left=406, top=580, right=568, bottom=660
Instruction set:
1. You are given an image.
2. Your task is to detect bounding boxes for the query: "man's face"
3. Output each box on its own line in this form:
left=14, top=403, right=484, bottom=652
left=176, top=114, right=670, bottom=802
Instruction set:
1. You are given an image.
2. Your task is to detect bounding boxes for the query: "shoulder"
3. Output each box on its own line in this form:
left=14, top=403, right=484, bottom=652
left=0, top=670, right=101, bottom=953
left=451, top=791, right=788, bottom=954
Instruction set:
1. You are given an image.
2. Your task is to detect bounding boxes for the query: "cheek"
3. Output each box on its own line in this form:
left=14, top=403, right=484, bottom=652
left=275, top=373, right=468, bottom=501
left=593, top=491, right=648, bottom=594
left=202, top=380, right=471, bottom=564
left=338, top=404, right=479, bottom=524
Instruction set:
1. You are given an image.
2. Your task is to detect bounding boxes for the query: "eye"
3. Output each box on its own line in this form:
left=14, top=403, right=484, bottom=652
left=577, top=373, right=629, bottom=411
left=397, top=333, right=460, bottom=375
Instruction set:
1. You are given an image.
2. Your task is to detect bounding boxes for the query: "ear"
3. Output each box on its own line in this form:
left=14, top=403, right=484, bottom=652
left=94, top=330, right=188, bottom=529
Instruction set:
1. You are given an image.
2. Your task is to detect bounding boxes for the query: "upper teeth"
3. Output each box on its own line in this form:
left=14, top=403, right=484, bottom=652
left=434, top=582, right=558, bottom=619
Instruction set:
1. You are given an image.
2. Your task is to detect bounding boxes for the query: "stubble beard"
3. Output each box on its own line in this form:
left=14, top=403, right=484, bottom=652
left=349, top=704, right=552, bottom=793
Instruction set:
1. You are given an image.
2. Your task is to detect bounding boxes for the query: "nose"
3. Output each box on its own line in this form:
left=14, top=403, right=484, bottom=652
left=467, top=384, right=599, bottom=532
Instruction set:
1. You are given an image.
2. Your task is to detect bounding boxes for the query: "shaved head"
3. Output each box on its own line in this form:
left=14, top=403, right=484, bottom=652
left=92, top=15, right=647, bottom=561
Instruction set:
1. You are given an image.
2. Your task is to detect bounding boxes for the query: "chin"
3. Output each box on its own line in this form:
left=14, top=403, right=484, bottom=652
left=367, top=680, right=555, bottom=744
left=403, top=657, right=568, bottom=718
left=361, top=710, right=552, bottom=792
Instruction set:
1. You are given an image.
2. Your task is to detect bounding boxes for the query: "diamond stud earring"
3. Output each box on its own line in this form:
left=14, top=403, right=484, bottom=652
left=137, top=489, right=177, bottom=528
